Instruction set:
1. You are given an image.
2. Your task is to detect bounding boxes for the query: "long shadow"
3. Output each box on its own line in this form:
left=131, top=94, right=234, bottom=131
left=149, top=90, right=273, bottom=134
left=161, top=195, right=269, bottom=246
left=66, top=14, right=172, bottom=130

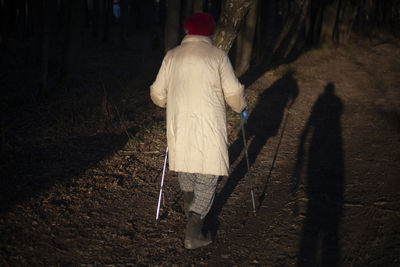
left=205, top=70, right=299, bottom=233
left=0, top=132, right=128, bottom=214
left=0, top=34, right=165, bottom=215
left=292, top=83, right=345, bottom=267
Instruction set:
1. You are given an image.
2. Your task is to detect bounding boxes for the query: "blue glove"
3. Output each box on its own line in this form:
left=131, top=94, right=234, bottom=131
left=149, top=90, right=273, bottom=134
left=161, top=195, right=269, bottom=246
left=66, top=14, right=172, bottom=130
left=242, top=109, right=248, bottom=121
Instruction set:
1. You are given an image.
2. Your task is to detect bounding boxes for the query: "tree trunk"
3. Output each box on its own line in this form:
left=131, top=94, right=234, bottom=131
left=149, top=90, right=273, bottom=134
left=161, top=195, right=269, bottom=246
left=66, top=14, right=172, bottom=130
left=280, top=0, right=290, bottom=20
left=235, top=0, right=258, bottom=76
left=184, top=0, right=194, bottom=20
left=152, top=0, right=165, bottom=50
left=253, top=0, right=278, bottom=65
left=319, top=0, right=340, bottom=48
left=333, top=0, right=358, bottom=44
left=268, top=0, right=310, bottom=62
left=283, top=0, right=310, bottom=58
left=165, top=0, right=181, bottom=52
left=306, top=0, right=325, bottom=46
left=184, top=0, right=204, bottom=20
left=212, top=0, right=256, bottom=52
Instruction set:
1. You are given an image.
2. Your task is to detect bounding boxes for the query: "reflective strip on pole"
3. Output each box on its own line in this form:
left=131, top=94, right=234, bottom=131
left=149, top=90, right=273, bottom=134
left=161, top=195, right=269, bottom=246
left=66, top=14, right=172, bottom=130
left=156, top=146, right=168, bottom=220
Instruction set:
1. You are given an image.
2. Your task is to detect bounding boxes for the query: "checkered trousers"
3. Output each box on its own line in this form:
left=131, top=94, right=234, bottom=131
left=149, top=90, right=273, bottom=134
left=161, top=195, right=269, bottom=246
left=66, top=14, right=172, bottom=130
left=177, top=172, right=219, bottom=219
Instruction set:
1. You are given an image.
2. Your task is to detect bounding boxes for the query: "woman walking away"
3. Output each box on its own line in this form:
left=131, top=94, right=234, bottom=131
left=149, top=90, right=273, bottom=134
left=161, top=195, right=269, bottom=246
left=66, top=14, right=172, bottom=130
left=150, top=13, right=247, bottom=249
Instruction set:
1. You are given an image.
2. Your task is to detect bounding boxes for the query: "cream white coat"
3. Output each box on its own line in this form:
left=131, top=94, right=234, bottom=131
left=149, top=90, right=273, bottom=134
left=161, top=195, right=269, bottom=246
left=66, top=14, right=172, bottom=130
left=150, top=35, right=247, bottom=176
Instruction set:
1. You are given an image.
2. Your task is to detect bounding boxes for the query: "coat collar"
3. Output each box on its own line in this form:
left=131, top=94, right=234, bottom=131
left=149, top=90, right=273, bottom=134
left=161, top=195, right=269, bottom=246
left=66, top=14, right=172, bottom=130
left=181, top=35, right=213, bottom=45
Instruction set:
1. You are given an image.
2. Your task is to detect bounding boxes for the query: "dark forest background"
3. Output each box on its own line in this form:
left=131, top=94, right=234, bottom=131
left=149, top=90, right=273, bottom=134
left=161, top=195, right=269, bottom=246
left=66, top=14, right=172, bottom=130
left=0, top=0, right=399, bottom=149
left=1, top=0, right=399, bottom=85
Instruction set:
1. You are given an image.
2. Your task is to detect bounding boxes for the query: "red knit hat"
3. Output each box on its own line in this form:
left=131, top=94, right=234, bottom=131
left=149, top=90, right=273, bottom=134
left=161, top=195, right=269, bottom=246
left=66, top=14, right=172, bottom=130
left=184, top=13, right=215, bottom=36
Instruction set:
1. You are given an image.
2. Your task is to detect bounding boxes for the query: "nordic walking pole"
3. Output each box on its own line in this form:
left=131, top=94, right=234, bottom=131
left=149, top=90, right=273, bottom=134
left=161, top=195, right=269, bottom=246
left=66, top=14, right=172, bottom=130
left=241, top=112, right=256, bottom=215
left=156, top=146, right=168, bottom=221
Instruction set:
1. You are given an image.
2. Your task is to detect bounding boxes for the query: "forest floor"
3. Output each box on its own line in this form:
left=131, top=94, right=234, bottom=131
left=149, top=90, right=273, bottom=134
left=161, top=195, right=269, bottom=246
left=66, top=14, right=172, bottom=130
left=1, top=31, right=400, bottom=266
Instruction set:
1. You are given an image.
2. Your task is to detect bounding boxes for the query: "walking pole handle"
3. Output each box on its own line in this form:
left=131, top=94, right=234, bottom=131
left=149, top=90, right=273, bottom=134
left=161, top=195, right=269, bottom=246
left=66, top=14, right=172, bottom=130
left=156, top=146, right=168, bottom=220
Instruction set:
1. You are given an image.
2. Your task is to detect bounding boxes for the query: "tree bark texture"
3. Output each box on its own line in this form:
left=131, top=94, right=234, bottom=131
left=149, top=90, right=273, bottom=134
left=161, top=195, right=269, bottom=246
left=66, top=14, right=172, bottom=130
left=306, top=0, right=324, bottom=45
left=319, top=0, right=340, bottom=48
left=212, top=0, right=256, bottom=52
left=333, top=0, right=358, bottom=44
left=235, top=0, right=258, bottom=76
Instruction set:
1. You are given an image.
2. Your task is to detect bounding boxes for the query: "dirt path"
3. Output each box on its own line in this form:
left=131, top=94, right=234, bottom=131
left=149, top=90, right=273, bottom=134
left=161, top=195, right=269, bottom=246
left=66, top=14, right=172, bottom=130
left=1, top=36, right=399, bottom=266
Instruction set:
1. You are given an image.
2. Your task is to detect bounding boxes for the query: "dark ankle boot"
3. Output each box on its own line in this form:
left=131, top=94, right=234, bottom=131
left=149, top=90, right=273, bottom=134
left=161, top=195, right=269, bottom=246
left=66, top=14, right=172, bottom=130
left=184, top=212, right=212, bottom=249
left=183, top=191, right=194, bottom=217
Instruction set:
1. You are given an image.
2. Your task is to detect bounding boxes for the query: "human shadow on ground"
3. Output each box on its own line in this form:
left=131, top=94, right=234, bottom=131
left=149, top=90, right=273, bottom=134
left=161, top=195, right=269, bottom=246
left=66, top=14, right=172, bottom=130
left=0, top=133, right=128, bottom=214
left=205, top=70, right=299, bottom=235
left=292, top=83, right=345, bottom=267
